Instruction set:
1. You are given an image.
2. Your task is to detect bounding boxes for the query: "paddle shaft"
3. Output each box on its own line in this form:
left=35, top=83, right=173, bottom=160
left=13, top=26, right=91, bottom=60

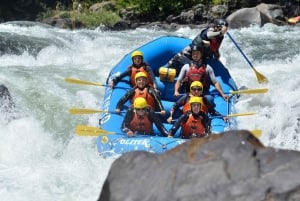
left=65, top=78, right=130, bottom=90
left=226, top=32, right=268, bottom=84
left=227, top=32, right=254, bottom=68
left=75, top=125, right=262, bottom=138
left=69, top=108, right=164, bottom=115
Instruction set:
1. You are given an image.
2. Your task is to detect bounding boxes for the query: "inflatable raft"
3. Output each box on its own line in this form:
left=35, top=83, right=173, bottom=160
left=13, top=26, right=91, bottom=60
left=97, top=36, right=238, bottom=157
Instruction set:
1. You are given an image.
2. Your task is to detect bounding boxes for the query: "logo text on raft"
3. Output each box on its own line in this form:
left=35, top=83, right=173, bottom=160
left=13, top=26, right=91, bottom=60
left=119, top=139, right=150, bottom=147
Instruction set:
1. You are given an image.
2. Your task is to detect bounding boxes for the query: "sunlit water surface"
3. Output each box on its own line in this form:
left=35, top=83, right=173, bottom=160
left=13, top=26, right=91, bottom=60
left=1, top=21, right=300, bottom=200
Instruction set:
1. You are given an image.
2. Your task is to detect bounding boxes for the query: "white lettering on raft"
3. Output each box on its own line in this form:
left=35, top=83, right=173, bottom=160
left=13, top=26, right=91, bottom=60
left=119, top=139, right=151, bottom=148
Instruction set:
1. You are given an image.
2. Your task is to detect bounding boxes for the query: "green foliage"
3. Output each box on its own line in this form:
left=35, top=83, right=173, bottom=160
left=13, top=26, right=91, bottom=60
left=114, top=0, right=230, bottom=20
left=36, top=8, right=55, bottom=20
left=76, top=11, right=121, bottom=27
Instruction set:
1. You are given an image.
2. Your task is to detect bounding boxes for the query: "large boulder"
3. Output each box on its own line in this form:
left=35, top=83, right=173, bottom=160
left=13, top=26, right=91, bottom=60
left=98, top=130, right=300, bottom=201
left=227, top=3, right=285, bottom=28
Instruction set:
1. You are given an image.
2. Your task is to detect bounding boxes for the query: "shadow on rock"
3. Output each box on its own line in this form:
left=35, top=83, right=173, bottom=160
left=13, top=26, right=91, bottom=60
left=98, top=130, right=300, bottom=201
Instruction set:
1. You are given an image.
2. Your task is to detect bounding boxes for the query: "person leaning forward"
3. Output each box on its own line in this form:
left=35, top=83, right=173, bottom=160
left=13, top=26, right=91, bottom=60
left=121, top=97, right=169, bottom=137
left=166, top=19, right=229, bottom=72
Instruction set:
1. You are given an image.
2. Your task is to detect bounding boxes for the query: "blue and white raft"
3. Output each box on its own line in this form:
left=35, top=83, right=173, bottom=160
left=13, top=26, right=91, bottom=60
left=97, top=36, right=238, bottom=156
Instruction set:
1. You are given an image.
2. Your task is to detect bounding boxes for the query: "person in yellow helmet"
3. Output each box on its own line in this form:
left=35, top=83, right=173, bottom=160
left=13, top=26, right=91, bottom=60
left=115, top=72, right=165, bottom=115
left=121, top=97, right=169, bottom=137
left=167, top=81, right=223, bottom=123
left=168, top=96, right=210, bottom=138
left=109, top=50, right=158, bottom=91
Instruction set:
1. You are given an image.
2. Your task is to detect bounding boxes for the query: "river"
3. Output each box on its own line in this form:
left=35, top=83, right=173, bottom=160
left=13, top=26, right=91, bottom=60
left=1, top=21, right=300, bottom=200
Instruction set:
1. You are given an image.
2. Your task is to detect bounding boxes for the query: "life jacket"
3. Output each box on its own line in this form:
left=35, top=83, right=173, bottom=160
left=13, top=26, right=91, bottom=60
left=200, top=28, right=223, bottom=54
left=182, top=96, right=208, bottom=114
left=129, top=112, right=153, bottom=134
left=185, top=64, right=210, bottom=90
left=209, top=36, right=223, bottom=54
left=181, top=113, right=206, bottom=138
left=131, top=87, right=155, bottom=110
left=129, top=64, right=153, bottom=87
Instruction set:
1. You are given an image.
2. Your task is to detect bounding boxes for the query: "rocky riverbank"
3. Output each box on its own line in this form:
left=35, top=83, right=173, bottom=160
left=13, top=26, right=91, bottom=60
left=0, top=1, right=299, bottom=30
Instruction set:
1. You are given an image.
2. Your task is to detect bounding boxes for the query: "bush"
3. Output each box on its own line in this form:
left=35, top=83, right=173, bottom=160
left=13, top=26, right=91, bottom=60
left=76, top=11, right=121, bottom=27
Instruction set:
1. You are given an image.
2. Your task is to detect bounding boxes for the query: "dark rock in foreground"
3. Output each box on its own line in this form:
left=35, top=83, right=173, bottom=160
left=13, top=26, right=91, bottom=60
left=98, top=130, right=300, bottom=201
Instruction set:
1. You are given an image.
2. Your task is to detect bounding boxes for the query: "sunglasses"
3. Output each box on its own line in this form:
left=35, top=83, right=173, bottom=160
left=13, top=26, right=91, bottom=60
left=191, top=87, right=203, bottom=91
left=136, top=108, right=146, bottom=111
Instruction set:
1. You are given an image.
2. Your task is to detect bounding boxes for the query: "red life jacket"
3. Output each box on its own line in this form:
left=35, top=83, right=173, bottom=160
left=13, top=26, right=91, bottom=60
left=209, top=38, right=222, bottom=53
left=185, top=64, right=210, bottom=90
left=129, top=65, right=153, bottom=87
left=181, top=114, right=206, bottom=138
left=129, top=112, right=153, bottom=134
left=131, top=87, right=155, bottom=110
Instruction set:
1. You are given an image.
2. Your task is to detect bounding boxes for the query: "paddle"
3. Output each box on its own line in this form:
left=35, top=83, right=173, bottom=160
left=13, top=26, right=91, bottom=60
left=69, top=108, right=164, bottom=115
left=226, top=32, right=268, bottom=84
left=64, top=77, right=130, bottom=90
left=75, top=125, right=115, bottom=136
left=185, top=88, right=268, bottom=96
left=69, top=108, right=123, bottom=115
left=250, top=129, right=262, bottom=138
left=75, top=125, right=262, bottom=139
left=229, top=88, right=268, bottom=95
left=225, top=112, right=256, bottom=117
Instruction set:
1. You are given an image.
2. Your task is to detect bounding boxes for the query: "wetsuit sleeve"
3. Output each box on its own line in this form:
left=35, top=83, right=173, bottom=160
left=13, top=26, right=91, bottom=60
left=121, top=109, right=134, bottom=132
left=200, top=111, right=211, bottom=133
left=169, top=113, right=189, bottom=136
left=116, top=89, right=135, bottom=110
left=145, top=66, right=158, bottom=88
left=203, top=96, right=217, bottom=114
left=113, top=69, right=131, bottom=84
left=149, top=88, right=164, bottom=111
left=170, top=95, right=188, bottom=116
left=149, top=110, right=169, bottom=137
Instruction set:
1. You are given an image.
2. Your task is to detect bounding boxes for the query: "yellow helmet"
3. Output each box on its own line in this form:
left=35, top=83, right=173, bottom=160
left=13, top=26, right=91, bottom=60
left=135, top=72, right=148, bottom=81
left=131, top=50, right=143, bottom=59
left=190, top=81, right=203, bottom=92
left=189, top=96, right=203, bottom=105
left=133, top=97, right=148, bottom=109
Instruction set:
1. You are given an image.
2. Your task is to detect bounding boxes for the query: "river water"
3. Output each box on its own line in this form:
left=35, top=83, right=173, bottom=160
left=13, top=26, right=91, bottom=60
left=1, top=21, right=300, bottom=200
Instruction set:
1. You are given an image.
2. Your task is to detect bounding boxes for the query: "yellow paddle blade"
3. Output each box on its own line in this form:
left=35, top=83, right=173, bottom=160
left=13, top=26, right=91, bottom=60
left=253, top=68, right=268, bottom=84
left=250, top=129, right=262, bottom=138
left=226, top=112, right=256, bottom=117
left=69, top=108, right=108, bottom=115
left=65, top=77, right=104, bottom=87
left=75, top=125, right=115, bottom=136
left=230, top=88, right=268, bottom=95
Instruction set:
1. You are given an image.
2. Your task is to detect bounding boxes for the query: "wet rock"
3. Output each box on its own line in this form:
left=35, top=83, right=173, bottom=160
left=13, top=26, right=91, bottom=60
left=98, top=130, right=300, bottom=201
